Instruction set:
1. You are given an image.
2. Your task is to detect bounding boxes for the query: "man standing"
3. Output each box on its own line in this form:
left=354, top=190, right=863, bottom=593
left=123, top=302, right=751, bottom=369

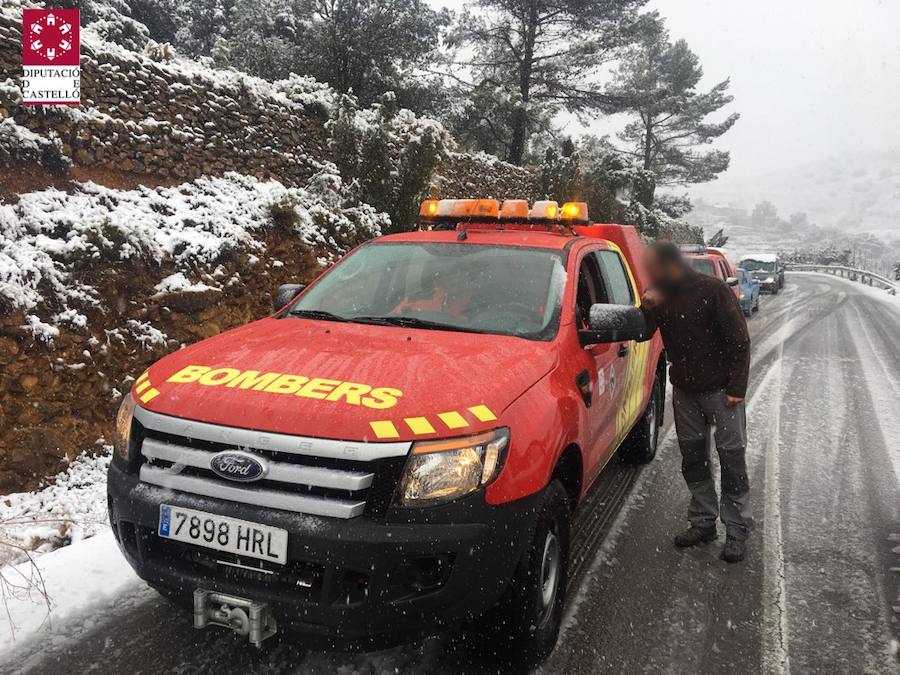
left=641, top=242, right=752, bottom=563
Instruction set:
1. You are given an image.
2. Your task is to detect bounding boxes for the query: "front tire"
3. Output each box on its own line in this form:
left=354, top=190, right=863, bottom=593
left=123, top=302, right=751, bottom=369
left=473, top=481, right=570, bottom=669
left=620, top=374, right=662, bottom=464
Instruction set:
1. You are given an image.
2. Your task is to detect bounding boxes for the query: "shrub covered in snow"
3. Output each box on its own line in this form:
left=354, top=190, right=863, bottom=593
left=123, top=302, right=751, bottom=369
left=272, top=73, right=338, bottom=116
left=330, top=93, right=453, bottom=232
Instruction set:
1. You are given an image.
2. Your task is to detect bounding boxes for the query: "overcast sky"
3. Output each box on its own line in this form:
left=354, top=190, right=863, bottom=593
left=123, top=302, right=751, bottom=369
left=429, top=0, right=900, bottom=184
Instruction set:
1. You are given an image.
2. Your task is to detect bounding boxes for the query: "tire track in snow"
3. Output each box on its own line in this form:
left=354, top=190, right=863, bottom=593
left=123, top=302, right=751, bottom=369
left=759, top=338, right=790, bottom=675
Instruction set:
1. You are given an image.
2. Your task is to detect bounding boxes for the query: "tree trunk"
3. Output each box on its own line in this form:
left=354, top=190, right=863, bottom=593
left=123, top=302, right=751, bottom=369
left=508, top=0, right=538, bottom=165
left=642, top=118, right=653, bottom=171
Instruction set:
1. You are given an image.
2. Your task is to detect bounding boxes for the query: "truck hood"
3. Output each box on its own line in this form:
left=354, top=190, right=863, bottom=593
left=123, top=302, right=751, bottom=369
left=133, top=317, right=557, bottom=442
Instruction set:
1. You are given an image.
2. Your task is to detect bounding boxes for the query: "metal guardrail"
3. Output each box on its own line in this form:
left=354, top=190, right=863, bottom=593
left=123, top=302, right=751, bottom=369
left=785, top=263, right=899, bottom=293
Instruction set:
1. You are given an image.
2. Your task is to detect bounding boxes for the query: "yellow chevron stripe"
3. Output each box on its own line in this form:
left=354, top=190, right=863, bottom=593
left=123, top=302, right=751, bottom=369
left=139, top=388, right=160, bottom=403
left=135, top=379, right=152, bottom=394
left=437, top=411, right=468, bottom=429
left=136, top=371, right=149, bottom=383
left=370, top=420, right=400, bottom=439
left=468, top=405, right=497, bottom=422
left=405, top=417, right=436, bottom=435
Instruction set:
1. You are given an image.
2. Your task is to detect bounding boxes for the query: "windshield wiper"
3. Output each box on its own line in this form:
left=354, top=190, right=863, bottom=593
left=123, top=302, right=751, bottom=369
left=351, top=315, right=488, bottom=334
left=287, top=309, right=350, bottom=322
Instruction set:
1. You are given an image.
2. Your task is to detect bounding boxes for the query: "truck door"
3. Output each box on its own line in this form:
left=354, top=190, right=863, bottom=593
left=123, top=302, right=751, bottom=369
left=593, top=249, right=651, bottom=452
left=574, top=249, right=623, bottom=480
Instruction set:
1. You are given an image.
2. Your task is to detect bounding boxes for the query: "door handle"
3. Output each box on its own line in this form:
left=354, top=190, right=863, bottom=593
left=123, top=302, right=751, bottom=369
left=618, top=343, right=629, bottom=358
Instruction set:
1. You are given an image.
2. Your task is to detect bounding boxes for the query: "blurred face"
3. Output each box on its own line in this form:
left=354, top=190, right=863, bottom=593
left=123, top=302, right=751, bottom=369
left=645, top=248, right=688, bottom=292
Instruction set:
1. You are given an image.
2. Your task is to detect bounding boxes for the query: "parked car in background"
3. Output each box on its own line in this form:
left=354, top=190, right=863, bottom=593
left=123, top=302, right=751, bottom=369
left=737, top=268, right=761, bottom=317
left=683, top=245, right=741, bottom=301
left=740, top=253, right=785, bottom=293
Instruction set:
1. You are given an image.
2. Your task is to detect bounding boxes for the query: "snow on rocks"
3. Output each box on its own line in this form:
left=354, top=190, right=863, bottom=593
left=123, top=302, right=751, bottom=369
left=0, top=117, right=71, bottom=175
left=0, top=171, right=382, bottom=324
left=153, top=272, right=218, bottom=295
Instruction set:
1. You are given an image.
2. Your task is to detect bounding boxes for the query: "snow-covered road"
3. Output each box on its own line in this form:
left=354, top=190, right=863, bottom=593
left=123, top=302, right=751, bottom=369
left=2, top=273, right=899, bottom=674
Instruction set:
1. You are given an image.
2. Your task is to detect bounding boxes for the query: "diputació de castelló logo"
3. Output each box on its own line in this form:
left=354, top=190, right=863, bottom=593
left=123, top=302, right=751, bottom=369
left=21, top=8, right=81, bottom=105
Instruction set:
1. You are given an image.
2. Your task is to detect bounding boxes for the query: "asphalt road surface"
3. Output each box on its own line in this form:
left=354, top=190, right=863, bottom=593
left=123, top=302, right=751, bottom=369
left=4, top=273, right=899, bottom=675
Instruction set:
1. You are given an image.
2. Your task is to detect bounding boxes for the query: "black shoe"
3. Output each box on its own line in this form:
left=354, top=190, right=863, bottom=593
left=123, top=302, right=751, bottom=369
left=720, top=536, right=747, bottom=563
left=673, top=526, right=718, bottom=548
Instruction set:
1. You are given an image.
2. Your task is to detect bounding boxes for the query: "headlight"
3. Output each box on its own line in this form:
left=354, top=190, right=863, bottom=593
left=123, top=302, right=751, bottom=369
left=398, top=428, right=509, bottom=506
left=766, top=277, right=775, bottom=283
left=114, top=393, right=137, bottom=461
left=739, top=292, right=745, bottom=300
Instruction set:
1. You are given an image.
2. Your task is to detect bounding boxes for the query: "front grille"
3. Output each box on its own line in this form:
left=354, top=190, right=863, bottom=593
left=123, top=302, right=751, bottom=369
left=133, top=406, right=411, bottom=519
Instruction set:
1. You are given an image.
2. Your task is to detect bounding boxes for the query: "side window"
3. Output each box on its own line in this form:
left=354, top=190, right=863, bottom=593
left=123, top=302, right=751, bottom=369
left=719, top=261, right=731, bottom=281
left=595, top=250, right=635, bottom=306
left=575, top=253, right=608, bottom=328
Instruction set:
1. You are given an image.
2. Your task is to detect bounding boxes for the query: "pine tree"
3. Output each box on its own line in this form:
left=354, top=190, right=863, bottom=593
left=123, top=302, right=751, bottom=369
left=215, top=0, right=302, bottom=79
left=610, top=13, right=738, bottom=190
left=449, top=0, right=647, bottom=165
left=329, top=94, right=451, bottom=232
left=298, top=0, right=449, bottom=107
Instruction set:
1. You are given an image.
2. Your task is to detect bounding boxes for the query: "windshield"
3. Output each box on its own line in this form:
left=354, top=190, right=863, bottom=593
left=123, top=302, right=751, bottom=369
left=288, top=242, right=567, bottom=340
left=688, top=258, right=716, bottom=277
left=742, top=259, right=777, bottom=272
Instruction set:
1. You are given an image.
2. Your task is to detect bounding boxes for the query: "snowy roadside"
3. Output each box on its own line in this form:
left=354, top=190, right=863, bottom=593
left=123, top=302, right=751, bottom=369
left=0, top=531, right=138, bottom=655
left=0, top=449, right=140, bottom=653
left=0, top=449, right=112, bottom=567
left=789, top=270, right=900, bottom=305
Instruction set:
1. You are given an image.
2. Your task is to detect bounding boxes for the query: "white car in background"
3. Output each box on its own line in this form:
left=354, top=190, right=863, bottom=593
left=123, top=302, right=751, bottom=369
left=740, top=253, right=785, bottom=294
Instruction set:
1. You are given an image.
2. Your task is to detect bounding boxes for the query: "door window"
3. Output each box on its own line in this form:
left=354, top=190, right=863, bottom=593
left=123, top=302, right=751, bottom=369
left=595, top=250, right=635, bottom=305
left=719, top=260, right=731, bottom=280
left=575, top=252, right=608, bottom=327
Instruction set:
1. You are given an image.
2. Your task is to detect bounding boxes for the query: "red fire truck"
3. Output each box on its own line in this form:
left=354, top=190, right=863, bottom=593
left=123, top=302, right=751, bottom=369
left=108, top=199, right=665, bottom=667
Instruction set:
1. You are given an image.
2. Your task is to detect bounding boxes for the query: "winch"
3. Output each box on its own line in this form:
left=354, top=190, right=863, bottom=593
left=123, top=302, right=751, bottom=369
left=193, top=589, right=277, bottom=647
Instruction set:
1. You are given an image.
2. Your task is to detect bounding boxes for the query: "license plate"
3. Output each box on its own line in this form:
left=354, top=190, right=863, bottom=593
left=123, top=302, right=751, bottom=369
left=158, top=504, right=288, bottom=564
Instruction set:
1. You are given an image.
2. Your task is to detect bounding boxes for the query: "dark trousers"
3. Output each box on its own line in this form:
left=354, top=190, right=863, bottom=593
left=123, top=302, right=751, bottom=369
left=672, top=387, right=752, bottom=540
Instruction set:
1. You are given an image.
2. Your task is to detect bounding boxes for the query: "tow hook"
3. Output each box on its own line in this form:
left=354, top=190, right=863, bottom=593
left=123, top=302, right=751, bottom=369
left=193, top=589, right=277, bottom=647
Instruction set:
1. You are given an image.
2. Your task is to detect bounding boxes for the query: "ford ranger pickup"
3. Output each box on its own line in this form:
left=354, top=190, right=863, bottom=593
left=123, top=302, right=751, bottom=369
left=107, top=198, right=665, bottom=667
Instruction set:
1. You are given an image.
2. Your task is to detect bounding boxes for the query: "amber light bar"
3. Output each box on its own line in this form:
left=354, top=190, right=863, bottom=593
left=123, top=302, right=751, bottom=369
left=418, top=199, right=589, bottom=227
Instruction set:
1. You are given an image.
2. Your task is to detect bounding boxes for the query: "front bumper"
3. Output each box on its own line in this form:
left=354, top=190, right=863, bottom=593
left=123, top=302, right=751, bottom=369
left=107, top=464, right=540, bottom=649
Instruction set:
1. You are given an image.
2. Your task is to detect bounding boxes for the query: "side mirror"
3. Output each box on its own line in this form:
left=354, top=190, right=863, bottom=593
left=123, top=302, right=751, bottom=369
left=580, top=304, right=648, bottom=347
left=273, top=283, right=305, bottom=313
left=726, top=276, right=739, bottom=287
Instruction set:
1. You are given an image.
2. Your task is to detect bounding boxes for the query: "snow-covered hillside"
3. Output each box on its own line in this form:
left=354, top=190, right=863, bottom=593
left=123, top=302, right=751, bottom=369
left=689, top=148, right=900, bottom=234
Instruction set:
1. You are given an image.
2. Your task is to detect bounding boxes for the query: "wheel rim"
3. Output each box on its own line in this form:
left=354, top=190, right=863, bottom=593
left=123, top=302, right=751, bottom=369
left=538, top=527, right=561, bottom=626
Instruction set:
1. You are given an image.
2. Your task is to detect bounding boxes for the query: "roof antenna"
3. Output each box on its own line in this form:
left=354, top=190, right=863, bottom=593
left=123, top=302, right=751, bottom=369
left=457, top=229, right=468, bottom=241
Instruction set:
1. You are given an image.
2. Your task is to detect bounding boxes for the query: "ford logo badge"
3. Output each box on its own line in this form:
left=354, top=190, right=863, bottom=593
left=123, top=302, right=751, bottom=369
left=209, top=451, right=267, bottom=483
